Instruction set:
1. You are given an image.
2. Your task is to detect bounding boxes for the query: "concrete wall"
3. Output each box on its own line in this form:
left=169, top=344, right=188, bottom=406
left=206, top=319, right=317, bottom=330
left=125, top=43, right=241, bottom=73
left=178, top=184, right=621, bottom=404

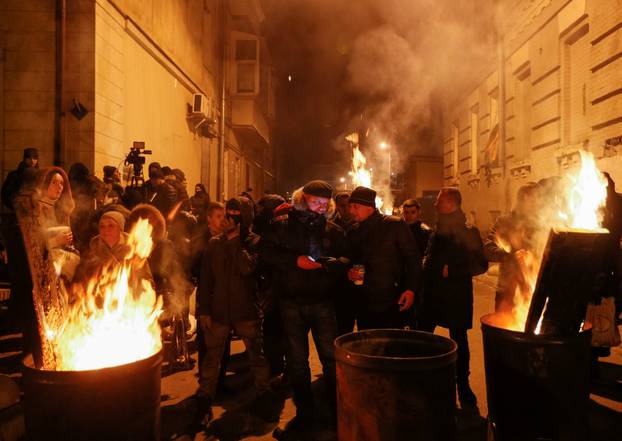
left=0, top=0, right=57, bottom=179
left=443, top=0, right=622, bottom=232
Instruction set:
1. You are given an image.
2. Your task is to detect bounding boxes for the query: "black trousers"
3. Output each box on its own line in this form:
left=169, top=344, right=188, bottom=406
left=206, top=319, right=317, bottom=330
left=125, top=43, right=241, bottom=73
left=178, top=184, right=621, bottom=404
left=418, top=321, right=471, bottom=384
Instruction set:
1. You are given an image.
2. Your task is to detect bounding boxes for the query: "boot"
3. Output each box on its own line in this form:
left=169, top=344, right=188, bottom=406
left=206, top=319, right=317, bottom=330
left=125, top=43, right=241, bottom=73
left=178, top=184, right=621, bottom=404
left=457, top=379, right=477, bottom=408
left=196, top=394, right=214, bottom=427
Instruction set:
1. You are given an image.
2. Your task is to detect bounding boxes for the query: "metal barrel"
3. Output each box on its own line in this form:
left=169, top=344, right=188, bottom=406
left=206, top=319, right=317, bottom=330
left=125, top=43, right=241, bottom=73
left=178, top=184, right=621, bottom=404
left=22, top=350, right=162, bottom=441
left=334, top=329, right=457, bottom=441
left=481, top=314, right=591, bottom=441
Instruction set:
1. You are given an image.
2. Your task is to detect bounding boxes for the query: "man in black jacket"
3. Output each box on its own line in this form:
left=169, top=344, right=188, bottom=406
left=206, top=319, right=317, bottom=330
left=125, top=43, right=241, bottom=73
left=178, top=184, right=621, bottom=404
left=420, top=187, right=488, bottom=408
left=1, top=147, right=39, bottom=210
left=401, top=198, right=431, bottom=254
left=346, top=186, right=421, bottom=330
left=196, top=197, right=270, bottom=425
left=260, top=180, right=348, bottom=428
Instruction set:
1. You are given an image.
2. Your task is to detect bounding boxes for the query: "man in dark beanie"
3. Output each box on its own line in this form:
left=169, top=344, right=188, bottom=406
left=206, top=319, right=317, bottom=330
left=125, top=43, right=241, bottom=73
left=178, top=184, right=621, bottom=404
left=419, top=187, right=488, bottom=408
left=260, top=180, right=349, bottom=431
left=1, top=147, right=39, bottom=210
left=346, top=186, right=421, bottom=330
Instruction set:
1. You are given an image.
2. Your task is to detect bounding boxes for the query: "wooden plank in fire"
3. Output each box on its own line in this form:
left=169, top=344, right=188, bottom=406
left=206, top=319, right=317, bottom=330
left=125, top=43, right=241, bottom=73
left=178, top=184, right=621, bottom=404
left=525, top=228, right=610, bottom=336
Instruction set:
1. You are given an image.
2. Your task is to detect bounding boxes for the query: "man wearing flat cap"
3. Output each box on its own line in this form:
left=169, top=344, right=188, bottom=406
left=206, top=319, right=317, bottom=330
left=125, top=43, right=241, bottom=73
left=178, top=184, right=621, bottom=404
left=260, top=180, right=349, bottom=430
left=347, top=186, right=421, bottom=329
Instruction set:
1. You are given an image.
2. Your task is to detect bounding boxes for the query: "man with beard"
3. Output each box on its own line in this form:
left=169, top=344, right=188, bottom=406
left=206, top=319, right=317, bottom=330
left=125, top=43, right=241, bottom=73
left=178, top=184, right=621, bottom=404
left=260, top=180, right=348, bottom=430
left=346, top=186, right=420, bottom=330
left=419, top=187, right=488, bottom=408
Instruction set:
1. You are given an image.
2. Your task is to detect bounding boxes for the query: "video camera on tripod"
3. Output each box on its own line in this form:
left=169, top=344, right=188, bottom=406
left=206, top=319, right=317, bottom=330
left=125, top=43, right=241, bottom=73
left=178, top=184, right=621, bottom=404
left=124, top=141, right=152, bottom=188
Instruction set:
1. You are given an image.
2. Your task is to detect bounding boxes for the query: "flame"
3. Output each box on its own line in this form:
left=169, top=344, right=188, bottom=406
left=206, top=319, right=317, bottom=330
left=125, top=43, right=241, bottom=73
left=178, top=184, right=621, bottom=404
left=50, top=218, right=162, bottom=371
left=560, top=151, right=608, bottom=230
left=350, top=142, right=393, bottom=214
left=493, top=151, right=608, bottom=333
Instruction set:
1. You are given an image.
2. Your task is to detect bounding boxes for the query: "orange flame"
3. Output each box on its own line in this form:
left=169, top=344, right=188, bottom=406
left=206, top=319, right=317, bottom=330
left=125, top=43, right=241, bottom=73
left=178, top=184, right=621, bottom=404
left=350, top=142, right=392, bottom=214
left=50, top=218, right=162, bottom=371
left=493, top=151, right=607, bottom=333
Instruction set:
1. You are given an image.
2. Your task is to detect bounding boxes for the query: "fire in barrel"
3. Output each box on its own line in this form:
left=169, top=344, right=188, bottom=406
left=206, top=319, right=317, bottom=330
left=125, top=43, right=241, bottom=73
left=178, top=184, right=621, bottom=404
left=482, top=151, right=609, bottom=441
left=22, top=218, right=163, bottom=441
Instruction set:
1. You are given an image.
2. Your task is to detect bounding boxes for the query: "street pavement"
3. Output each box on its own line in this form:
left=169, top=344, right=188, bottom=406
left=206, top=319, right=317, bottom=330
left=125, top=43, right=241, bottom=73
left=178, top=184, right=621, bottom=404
left=161, top=265, right=622, bottom=440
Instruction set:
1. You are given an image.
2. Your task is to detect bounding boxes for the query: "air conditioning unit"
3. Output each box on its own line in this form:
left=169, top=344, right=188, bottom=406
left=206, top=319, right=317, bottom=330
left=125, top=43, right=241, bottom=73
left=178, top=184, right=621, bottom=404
left=192, top=94, right=216, bottom=123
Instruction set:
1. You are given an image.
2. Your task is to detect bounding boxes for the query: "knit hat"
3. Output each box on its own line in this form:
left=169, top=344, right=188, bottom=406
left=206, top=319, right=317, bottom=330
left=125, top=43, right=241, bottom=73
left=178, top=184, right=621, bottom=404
left=101, top=210, right=126, bottom=230
left=302, top=180, right=333, bottom=199
left=225, top=198, right=242, bottom=211
left=349, top=186, right=376, bottom=208
left=23, top=148, right=39, bottom=160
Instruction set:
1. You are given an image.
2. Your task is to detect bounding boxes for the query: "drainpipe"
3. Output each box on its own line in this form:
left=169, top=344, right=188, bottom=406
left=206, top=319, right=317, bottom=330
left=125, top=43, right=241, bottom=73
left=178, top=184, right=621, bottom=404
left=54, top=0, right=66, bottom=167
left=217, top=0, right=227, bottom=201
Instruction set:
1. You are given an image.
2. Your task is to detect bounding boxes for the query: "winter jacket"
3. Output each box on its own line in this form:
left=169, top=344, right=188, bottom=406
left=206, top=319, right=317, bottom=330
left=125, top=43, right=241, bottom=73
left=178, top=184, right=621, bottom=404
left=197, top=231, right=260, bottom=323
left=409, top=220, right=432, bottom=257
left=422, top=210, right=488, bottom=329
left=1, top=161, right=35, bottom=210
left=145, top=181, right=177, bottom=217
left=347, top=210, right=422, bottom=312
left=260, top=204, right=348, bottom=305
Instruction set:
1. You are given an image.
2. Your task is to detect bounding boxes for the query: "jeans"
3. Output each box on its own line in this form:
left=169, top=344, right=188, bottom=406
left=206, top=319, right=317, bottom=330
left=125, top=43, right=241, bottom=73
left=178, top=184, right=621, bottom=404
left=198, top=319, right=270, bottom=398
left=418, top=321, right=470, bottom=384
left=280, top=299, right=337, bottom=412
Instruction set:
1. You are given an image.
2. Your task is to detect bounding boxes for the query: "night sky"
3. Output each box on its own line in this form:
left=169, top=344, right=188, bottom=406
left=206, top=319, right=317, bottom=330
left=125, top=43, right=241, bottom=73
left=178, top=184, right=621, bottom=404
left=262, top=0, right=496, bottom=192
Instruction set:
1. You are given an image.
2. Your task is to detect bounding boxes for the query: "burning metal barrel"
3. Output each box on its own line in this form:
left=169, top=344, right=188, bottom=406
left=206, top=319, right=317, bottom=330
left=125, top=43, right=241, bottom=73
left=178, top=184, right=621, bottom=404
left=481, top=314, right=591, bottom=441
left=335, top=329, right=457, bottom=441
left=22, top=350, right=162, bottom=441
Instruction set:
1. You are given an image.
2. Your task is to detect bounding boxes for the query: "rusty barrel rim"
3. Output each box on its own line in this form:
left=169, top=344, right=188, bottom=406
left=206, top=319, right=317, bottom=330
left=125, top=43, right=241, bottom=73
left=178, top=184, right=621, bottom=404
left=480, top=313, right=592, bottom=343
left=22, top=349, right=163, bottom=377
left=334, top=328, right=457, bottom=372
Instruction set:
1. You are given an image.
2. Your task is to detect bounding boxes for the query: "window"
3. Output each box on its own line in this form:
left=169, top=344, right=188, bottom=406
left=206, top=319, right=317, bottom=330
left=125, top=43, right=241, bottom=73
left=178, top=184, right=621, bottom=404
left=471, top=105, right=479, bottom=172
left=563, top=24, right=590, bottom=145
left=515, top=69, right=532, bottom=160
left=452, top=123, right=459, bottom=179
left=235, top=39, right=259, bottom=94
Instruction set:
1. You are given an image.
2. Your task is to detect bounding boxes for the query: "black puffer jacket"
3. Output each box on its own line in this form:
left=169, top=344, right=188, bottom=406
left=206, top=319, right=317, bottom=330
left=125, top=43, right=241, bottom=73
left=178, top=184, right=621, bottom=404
left=260, top=204, right=348, bottom=305
left=347, top=210, right=422, bottom=312
left=423, top=210, right=488, bottom=329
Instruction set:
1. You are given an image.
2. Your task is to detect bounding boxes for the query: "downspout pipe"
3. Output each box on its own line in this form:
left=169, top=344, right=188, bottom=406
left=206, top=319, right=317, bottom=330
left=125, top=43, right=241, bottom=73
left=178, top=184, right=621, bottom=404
left=54, top=0, right=66, bottom=167
left=217, top=0, right=227, bottom=201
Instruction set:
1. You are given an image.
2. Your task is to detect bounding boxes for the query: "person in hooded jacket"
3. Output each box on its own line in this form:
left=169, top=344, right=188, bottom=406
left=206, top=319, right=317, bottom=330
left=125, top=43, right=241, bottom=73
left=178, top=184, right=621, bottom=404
left=260, top=180, right=349, bottom=429
left=195, top=197, right=272, bottom=425
left=419, top=187, right=488, bottom=409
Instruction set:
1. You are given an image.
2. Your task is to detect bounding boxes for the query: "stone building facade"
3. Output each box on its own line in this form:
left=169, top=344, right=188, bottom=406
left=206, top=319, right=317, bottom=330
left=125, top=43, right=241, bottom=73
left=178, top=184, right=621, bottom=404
left=0, top=0, right=276, bottom=201
left=443, top=0, right=622, bottom=231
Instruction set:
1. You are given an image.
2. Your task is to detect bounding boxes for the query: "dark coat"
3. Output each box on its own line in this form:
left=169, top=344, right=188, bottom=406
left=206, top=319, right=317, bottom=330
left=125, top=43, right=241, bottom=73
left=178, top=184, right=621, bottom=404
left=423, top=210, right=488, bottom=329
left=1, top=161, right=34, bottom=210
left=197, top=232, right=259, bottom=324
left=347, top=211, right=422, bottom=312
left=145, top=181, right=177, bottom=217
left=409, top=220, right=432, bottom=257
left=260, top=205, right=348, bottom=305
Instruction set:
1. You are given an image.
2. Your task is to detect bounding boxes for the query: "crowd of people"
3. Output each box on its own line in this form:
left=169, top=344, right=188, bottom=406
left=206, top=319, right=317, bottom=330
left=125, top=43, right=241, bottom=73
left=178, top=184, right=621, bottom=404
left=1, top=146, right=620, bottom=435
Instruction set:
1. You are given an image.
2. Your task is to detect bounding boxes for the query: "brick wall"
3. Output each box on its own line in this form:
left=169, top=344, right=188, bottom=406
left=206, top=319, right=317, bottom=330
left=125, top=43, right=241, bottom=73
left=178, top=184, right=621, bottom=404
left=442, top=0, right=622, bottom=232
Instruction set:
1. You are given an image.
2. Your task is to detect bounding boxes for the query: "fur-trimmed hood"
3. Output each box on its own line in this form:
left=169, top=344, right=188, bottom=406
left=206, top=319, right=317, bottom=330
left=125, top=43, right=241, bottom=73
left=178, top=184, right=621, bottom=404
left=291, top=187, right=335, bottom=219
left=127, top=203, right=167, bottom=241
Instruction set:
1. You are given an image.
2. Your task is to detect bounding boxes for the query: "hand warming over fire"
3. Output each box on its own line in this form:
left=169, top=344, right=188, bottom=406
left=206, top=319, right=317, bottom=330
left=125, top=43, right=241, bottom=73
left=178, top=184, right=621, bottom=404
left=297, top=255, right=322, bottom=270
left=398, top=290, right=415, bottom=311
left=442, top=264, right=449, bottom=278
